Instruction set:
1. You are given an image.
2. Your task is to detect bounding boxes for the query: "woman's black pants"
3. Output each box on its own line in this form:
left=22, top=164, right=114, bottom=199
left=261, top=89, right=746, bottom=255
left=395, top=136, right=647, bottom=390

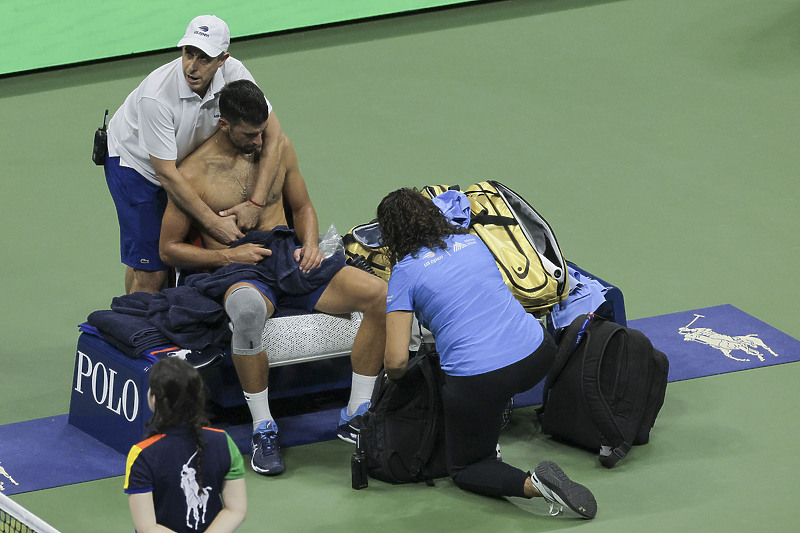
left=442, top=329, right=556, bottom=498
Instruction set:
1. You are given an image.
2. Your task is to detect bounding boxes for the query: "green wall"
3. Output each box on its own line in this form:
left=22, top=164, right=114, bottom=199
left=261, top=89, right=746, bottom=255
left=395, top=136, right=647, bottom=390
left=3, top=0, right=478, bottom=76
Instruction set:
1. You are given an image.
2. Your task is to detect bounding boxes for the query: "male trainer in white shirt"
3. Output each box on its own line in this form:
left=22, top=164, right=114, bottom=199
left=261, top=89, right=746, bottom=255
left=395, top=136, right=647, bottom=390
left=104, top=15, right=285, bottom=293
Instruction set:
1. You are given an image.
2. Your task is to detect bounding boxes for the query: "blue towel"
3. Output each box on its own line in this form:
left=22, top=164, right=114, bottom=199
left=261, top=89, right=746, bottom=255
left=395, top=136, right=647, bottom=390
left=89, top=288, right=229, bottom=356
left=548, top=267, right=609, bottom=329
left=85, top=309, right=171, bottom=358
left=110, top=291, right=152, bottom=317
left=432, top=190, right=472, bottom=229
left=146, top=286, right=229, bottom=350
left=185, top=227, right=346, bottom=300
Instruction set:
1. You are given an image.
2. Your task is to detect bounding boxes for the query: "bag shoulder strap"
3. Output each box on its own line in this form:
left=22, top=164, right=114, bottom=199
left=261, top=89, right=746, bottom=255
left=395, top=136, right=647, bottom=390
left=538, top=313, right=595, bottom=415
left=470, top=210, right=518, bottom=227
left=408, top=347, right=444, bottom=484
left=578, top=318, right=632, bottom=467
left=421, top=184, right=460, bottom=200
left=464, top=182, right=520, bottom=229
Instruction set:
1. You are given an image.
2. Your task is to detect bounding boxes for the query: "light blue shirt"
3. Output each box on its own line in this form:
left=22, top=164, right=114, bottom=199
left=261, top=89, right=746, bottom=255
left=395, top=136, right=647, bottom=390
left=387, top=233, right=543, bottom=376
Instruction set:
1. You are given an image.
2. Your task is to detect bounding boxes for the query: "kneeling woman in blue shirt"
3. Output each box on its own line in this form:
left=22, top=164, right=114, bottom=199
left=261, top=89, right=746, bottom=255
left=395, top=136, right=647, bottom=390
left=377, top=188, right=597, bottom=519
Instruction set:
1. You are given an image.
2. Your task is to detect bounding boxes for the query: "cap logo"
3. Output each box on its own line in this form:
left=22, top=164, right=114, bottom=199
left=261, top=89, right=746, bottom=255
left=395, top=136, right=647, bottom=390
left=178, top=17, right=229, bottom=53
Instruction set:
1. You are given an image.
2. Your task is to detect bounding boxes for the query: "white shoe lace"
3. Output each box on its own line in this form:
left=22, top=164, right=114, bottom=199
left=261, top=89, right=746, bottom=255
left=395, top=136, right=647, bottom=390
left=532, top=474, right=565, bottom=516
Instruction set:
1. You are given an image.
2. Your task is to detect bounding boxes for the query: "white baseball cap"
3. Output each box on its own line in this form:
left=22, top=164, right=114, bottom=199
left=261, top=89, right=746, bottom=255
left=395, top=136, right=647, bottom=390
left=177, top=15, right=230, bottom=57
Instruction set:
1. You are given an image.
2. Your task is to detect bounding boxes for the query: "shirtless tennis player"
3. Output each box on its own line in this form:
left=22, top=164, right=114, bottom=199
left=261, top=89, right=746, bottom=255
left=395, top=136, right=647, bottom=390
left=159, top=79, right=385, bottom=476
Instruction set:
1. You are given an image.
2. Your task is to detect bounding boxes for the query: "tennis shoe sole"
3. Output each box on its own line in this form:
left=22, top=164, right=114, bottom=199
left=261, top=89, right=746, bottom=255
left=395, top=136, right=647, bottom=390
left=531, top=461, right=597, bottom=519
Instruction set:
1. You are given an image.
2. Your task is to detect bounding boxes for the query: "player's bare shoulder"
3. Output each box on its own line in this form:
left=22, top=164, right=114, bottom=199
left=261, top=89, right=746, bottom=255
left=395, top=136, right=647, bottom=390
left=178, top=141, right=217, bottom=189
left=263, top=136, right=297, bottom=205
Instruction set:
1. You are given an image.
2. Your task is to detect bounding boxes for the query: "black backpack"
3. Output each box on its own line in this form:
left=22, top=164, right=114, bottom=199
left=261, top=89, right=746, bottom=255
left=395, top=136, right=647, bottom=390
left=357, top=345, right=448, bottom=485
left=538, top=313, right=669, bottom=467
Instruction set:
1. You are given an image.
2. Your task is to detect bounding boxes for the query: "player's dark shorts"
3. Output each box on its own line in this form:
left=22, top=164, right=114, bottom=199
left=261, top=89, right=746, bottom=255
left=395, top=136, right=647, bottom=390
left=242, top=277, right=331, bottom=317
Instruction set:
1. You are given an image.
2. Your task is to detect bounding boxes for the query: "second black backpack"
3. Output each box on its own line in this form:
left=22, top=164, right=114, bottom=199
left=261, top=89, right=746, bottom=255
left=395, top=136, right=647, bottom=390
left=357, top=345, right=448, bottom=485
left=538, top=313, right=669, bottom=467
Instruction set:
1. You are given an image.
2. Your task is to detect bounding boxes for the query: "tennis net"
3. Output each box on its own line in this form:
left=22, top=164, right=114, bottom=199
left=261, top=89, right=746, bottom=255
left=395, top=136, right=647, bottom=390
left=0, top=492, right=60, bottom=533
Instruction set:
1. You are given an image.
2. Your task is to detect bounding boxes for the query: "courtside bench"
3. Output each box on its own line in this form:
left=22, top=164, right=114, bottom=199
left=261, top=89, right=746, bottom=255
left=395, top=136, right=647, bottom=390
left=67, top=265, right=625, bottom=455
left=68, top=312, right=360, bottom=454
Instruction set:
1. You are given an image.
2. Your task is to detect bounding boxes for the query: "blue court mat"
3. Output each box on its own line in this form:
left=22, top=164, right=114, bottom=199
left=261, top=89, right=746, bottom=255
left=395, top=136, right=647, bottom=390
left=2, top=304, right=798, bottom=495
left=505, top=304, right=800, bottom=407
left=0, top=408, right=341, bottom=496
left=629, top=304, right=799, bottom=382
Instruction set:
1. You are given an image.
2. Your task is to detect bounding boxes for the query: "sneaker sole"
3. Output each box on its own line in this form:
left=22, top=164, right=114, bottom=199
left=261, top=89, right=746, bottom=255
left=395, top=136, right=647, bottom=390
left=337, top=406, right=368, bottom=445
left=251, top=456, right=285, bottom=476
left=336, top=429, right=357, bottom=444
left=534, top=461, right=597, bottom=519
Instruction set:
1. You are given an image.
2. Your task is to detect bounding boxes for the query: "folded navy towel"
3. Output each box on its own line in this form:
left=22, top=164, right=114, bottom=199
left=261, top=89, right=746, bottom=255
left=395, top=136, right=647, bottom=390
left=86, top=310, right=171, bottom=358
left=110, top=291, right=152, bottom=317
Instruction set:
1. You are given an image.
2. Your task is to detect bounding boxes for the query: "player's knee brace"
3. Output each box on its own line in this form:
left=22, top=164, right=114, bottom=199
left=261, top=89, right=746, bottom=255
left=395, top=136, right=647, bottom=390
left=224, top=285, right=267, bottom=356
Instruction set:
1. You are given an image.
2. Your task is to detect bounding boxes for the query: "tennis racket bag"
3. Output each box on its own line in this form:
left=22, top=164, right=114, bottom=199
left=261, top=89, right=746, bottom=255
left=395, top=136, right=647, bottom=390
left=342, top=221, right=392, bottom=281
left=423, top=181, right=569, bottom=316
left=538, top=313, right=669, bottom=467
left=357, top=345, right=448, bottom=485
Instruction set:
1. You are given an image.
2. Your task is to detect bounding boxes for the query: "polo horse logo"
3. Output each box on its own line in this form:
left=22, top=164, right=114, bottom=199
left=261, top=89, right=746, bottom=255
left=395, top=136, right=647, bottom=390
left=0, top=460, right=19, bottom=492
left=678, top=314, right=779, bottom=362
left=180, top=451, right=212, bottom=529
left=168, top=348, right=192, bottom=360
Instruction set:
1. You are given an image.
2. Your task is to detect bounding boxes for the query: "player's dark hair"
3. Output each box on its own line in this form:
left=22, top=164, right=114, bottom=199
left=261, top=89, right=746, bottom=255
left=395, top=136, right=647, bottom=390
left=377, top=187, right=468, bottom=266
left=219, top=79, right=270, bottom=127
left=146, top=357, right=210, bottom=495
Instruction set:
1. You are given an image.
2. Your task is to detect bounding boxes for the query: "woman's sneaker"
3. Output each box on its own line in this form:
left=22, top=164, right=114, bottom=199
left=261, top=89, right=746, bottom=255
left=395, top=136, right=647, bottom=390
left=530, top=461, right=597, bottom=519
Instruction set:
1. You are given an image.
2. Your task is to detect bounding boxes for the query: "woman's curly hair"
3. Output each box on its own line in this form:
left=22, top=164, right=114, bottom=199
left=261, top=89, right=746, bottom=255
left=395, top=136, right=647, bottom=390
left=377, top=188, right=468, bottom=265
left=146, top=357, right=210, bottom=495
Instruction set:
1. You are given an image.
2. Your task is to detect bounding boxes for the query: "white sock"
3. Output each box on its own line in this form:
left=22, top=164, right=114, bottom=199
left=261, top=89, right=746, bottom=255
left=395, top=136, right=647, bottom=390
left=348, top=372, right=377, bottom=415
left=243, top=387, right=272, bottom=430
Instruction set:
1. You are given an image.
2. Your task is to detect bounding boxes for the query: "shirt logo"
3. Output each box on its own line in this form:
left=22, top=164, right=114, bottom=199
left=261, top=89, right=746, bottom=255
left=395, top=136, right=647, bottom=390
left=181, top=451, right=212, bottom=529
left=451, top=238, right=477, bottom=252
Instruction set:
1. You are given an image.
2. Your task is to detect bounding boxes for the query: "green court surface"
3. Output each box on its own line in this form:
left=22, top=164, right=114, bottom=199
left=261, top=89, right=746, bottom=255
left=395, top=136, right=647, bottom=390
left=1, top=0, right=799, bottom=530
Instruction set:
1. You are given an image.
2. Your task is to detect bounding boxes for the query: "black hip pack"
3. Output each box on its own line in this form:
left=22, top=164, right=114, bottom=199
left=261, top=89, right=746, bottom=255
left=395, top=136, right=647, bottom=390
left=537, top=313, right=669, bottom=467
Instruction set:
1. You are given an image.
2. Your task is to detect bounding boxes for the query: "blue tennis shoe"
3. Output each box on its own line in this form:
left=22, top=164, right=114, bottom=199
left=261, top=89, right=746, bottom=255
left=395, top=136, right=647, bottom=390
left=337, top=401, right=370, bottom=444
left=251, top=420, right=284, bottom=476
